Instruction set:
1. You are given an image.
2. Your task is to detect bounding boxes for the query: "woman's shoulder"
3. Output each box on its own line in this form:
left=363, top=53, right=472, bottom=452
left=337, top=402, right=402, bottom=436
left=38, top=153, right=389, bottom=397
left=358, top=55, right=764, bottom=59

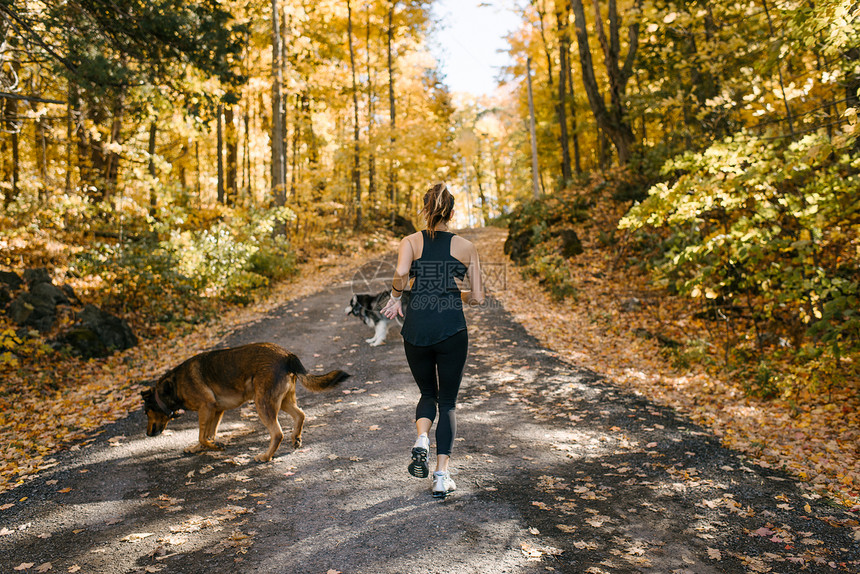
left=450, top=233, right=475, bottom=249
left=450, top=234, right=477, bottom=260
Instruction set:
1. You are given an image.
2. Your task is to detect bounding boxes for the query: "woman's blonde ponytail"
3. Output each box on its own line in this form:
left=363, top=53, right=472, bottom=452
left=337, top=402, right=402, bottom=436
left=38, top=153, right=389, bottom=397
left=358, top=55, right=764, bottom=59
left=421, top=183, right=454, bottom=238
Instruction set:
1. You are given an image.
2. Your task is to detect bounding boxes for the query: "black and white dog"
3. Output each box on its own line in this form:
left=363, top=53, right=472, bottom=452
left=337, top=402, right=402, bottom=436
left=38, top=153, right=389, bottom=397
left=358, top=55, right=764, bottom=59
left=345, top=291, right=400, bottom=346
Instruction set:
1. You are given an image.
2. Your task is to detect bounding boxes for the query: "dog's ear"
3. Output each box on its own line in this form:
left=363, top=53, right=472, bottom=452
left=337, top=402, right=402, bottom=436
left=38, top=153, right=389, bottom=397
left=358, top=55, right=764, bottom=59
left=161, top=376, right=174, bottom=397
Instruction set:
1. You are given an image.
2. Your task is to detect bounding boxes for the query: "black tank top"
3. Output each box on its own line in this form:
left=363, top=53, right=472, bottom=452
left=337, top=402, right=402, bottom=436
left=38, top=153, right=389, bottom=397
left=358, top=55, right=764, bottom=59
left=400, top=231, right=468, bottom=346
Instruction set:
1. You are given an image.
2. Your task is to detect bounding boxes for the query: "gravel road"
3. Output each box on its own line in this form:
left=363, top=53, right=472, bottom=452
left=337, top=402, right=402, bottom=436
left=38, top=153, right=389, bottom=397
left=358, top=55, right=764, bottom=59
left=1, top=239, right=858, bottom=573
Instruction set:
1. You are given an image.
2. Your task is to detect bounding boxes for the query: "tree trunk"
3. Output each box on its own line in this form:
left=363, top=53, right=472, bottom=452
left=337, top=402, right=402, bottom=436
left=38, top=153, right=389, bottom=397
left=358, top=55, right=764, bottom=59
left=148, top=119, right=157, bottom=215
left=569, top=0, right=639, bottom=164
left=366, top=5, right=376, bottom=208
left=4, top=94, right=18, bottom=206
left=566, top=43, right=582, bottom=174
left=271, top=0, right=287, bottom=211
left=34, top=94, right=48, bottom=200
left=474, top=139, right=489, bottom=226
left=556, top=6, right=572, bottom=186
left=843, top=48, right=860, bottom=113
left=225, top=104, right=238, bottom=205
left=65, top=82, right=74, bottom=194
left=387, top=0, right=398, bottom=221
left=347, top=0, right=362, bottom=229
left=103, top=92, right=124, bottom=197
left=289, top=94, right=300, bottom=200
left=243, top=103, right=251, bottom=200
left=532, top=0, right=572, bottom=186
left=526, top=57, right=541, bottom=199
left=217, top=103, right=225, bottom=204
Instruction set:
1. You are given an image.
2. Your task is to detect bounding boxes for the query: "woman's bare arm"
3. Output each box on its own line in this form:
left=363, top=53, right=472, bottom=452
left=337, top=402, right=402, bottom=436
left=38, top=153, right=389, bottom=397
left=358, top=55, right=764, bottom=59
left=461, top=241, right=484, bottom=306
left=382, top=234, right=417, bottom=319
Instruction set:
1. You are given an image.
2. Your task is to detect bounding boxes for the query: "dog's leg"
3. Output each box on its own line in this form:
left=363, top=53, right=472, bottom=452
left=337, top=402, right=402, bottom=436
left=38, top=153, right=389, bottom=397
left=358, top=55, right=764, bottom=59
left=186, top=404, right=221, bottom=453
left=205, top=410, right=225, bottom=443
left=280, top=388, right=306, bottom=448
left=368, top=321, right=387, bottom=346
left=254, top=395, right=284, bottom=463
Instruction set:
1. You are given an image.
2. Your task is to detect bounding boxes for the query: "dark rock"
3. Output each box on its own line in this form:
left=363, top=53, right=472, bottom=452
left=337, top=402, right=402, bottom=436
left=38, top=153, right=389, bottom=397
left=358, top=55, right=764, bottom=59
left=557, top=228, right=583, bottom=258
left=390, top=213, right=417, bottom=236
left=621, top=297, right=642, bottom=313
left=58, top=304, right=138, bottom=358
left=8, top=292, right=56, bottom=332
left=0, top=271, right=23, bottom=291
left=55, top=328, right=106, bottom=359
left=0, top=285, right=10, bottom=309
left=503, top=228, right=533, bottom=264
left=31, top=282, right=70, bottom=306
left=24, top=268, right=52, bottom=288
left=61, top=284, right=80, bottom=304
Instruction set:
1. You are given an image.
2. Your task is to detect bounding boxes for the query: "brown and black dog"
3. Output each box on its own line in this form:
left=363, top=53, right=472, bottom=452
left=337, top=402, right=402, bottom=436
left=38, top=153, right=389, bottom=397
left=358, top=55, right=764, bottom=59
left=141, top=342, right=349, bottom=462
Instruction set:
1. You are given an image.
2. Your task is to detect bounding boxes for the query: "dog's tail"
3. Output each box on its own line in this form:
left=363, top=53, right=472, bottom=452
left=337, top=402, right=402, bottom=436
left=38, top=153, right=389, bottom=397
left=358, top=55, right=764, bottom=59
left=300, top=370, right=351, bottom=391
left=280, top=353, right=350, bottom=392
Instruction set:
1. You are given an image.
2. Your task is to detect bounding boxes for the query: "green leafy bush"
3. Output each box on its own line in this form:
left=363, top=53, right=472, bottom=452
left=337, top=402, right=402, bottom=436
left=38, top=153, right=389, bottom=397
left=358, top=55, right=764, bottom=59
left=73, top=204, right=300, bottom=321
left=620, top=123, right=860, bottom=394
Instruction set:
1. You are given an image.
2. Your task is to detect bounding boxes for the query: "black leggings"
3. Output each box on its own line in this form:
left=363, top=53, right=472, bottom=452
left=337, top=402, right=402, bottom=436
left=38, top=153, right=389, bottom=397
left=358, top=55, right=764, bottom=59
left=403, top=330, right=468, bottom=457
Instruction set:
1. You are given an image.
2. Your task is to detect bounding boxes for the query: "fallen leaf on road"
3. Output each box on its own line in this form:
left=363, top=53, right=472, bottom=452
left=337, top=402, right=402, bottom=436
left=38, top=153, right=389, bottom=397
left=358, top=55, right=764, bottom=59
left=368, top=425, right=380, bottom=431
left=121, top=532, right=155, bottom=542
left=35, top=563, right=51, bottom=573
left=67, top=567, right=81, bottom=573
left=326, top=570, right=341, bottom=574
left=14, top=564, right=34, bottom=571
left=707, top=548, right=722, bottom=560
left=528, top=527, right=540, bottom=535
left=0, top=503, right=13, bottom=510
left=57, top=488, right=71, bottom=493
left=556, top=524, right=577, bottom=533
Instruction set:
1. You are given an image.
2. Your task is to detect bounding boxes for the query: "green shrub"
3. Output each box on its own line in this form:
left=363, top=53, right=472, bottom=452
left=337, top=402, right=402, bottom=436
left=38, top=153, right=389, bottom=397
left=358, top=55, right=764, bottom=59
left=223, top=271, right=269, bottom=305
left=523, top=245, right=577, bottom=301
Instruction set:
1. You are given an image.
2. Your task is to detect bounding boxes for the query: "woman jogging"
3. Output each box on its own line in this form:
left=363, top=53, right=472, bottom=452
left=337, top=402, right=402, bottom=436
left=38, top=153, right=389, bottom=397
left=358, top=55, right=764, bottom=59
left=381, top=182, right=484, bottom=498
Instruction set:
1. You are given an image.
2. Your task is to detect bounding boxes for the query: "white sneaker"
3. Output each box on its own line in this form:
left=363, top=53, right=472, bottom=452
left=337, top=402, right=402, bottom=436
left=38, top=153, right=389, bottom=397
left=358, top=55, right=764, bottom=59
left=432, top=470, right=456, bottom=498
left=408, top=435, right=429, bottom=478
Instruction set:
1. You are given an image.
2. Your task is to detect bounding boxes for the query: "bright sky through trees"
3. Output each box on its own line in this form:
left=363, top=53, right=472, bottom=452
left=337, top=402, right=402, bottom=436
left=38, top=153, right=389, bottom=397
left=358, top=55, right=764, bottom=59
left=430, top=0, right=519, bottom=96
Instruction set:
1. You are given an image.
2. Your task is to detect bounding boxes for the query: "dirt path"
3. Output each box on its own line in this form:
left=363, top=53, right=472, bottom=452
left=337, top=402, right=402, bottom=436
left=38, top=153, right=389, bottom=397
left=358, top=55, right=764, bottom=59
left=1, top=234, right=858, bottom=573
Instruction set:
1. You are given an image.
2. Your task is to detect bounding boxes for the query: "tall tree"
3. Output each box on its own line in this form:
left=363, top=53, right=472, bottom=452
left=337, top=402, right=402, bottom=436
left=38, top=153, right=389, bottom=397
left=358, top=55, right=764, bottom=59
left=347, top=0, right=362, bottom=229
left=569, top=0, right=641, bottom=164
left=555, top=4, right=573, bottom=186
left=225, top=103, right=238, bottom=205
left=386, top=0, right=398, bottom=217
left=526, top=57, right=541, bottom=199
left=270, top=0, right=286, bottom=209
left=366, top=4, right=377, bottom=206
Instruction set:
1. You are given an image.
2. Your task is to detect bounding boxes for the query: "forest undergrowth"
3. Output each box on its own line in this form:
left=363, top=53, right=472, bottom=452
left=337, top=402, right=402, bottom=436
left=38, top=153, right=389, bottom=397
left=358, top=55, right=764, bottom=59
left=482, top=179, right=859, bottom=510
